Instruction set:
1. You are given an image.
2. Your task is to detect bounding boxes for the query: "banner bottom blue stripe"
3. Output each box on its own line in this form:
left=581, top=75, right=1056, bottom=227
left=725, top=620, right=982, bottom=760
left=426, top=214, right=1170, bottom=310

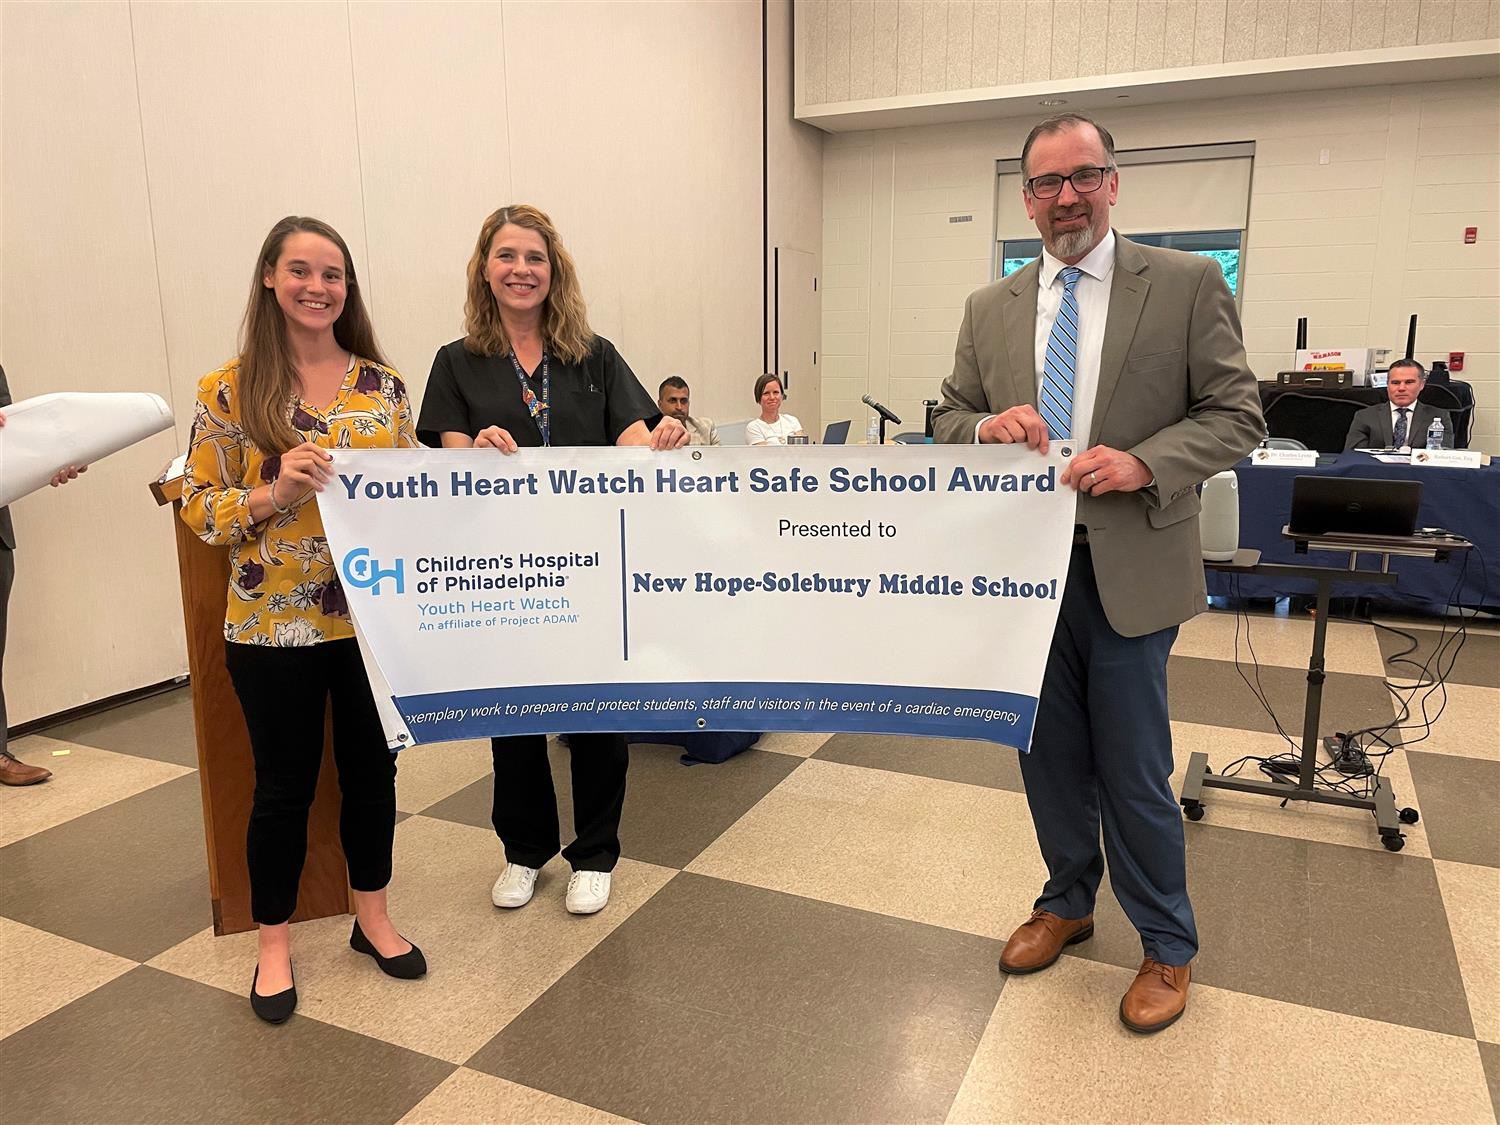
left=395, top=681, right=1039, bottom=750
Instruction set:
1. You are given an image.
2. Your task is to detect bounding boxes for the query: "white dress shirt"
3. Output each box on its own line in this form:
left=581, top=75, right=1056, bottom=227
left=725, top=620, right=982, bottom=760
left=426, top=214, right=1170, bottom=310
left=976, top=230, right=1116, bottom=443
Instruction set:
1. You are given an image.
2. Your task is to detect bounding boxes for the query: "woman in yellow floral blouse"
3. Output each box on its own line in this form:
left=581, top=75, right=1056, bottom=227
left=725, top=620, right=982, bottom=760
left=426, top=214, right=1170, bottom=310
left=182, top=216, right=426, bottom=1024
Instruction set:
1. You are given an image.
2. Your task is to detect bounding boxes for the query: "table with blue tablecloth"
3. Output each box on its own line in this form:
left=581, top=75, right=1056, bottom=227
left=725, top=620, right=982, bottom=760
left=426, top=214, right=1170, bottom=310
left=1206, top=453, right=1500, bottom=611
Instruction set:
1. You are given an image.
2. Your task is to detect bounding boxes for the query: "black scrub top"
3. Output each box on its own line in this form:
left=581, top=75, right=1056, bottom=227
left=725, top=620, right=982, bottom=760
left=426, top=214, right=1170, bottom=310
left=417, top=335, right=658, bottom=449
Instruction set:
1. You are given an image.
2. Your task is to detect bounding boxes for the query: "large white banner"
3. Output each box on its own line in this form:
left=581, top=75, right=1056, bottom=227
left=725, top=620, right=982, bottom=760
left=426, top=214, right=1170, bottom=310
left=316, top=445, right=1077, bottom=750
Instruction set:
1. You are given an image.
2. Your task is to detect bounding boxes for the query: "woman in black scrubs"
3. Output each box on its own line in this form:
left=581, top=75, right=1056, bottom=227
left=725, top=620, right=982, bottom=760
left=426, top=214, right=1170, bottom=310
left=418, top=204, right=686, bottom=915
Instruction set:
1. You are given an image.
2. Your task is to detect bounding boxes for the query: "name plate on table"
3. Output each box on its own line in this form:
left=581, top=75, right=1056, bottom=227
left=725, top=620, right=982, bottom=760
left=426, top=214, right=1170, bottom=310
left=317, top=446, right=1079, bottom=751
left=1250, top=448, right=1317, bottom=467
left=1410, top=449, right=1482, bottom=469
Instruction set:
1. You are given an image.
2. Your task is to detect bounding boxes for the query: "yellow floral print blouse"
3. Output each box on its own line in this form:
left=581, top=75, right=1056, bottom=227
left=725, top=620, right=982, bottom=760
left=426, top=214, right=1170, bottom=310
left=181, top=356, right=418, bottom=646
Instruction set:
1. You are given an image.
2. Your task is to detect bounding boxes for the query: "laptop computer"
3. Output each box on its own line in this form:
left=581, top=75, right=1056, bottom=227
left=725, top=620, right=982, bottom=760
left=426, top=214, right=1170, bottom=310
left=1288, top=476, right=1422, bottom=538
left=822, top=420, right=851, bottom=445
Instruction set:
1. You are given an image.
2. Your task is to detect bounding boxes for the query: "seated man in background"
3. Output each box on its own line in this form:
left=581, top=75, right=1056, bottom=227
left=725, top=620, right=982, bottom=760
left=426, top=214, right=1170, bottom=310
left=658, top=375, right=719, bottom=446
left=1343, top=359, right=1454, bottom=450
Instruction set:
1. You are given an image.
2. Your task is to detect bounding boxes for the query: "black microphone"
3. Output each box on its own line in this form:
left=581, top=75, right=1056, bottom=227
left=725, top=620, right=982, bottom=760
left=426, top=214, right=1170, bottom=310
left=861, top=394, right=902, bottom=425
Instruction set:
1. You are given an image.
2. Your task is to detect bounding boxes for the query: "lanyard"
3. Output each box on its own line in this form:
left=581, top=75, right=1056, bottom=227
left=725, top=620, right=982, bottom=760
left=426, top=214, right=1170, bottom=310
left=508, top=350, right=550, bottom=446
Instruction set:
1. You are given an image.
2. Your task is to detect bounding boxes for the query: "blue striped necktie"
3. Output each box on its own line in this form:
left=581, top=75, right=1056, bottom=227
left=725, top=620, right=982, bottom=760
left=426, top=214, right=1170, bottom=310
left=1039, top=266, right=1083, bottom=440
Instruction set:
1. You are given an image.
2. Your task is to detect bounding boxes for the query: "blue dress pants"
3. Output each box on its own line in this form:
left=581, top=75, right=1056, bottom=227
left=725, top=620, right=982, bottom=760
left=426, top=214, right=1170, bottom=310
left=1020, top=544, right=1198, bottom=966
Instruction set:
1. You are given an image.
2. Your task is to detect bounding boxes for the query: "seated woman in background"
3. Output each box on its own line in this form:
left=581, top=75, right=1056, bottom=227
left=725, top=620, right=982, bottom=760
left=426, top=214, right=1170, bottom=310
left=418, top=203, right=687, bottom=919
left=181, top=216, right=426, bottom=1026
left=745, top=373, right=802, bottom=445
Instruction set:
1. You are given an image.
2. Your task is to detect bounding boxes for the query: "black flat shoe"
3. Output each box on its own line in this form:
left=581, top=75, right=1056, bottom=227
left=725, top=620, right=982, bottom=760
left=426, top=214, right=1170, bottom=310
left=250, top=964, right=297, bottom=1024
left=350, top=919, right=427, bottom=979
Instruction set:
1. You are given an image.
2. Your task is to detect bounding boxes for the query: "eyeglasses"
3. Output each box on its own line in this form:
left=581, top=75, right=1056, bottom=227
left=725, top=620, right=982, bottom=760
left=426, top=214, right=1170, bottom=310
left=1025, top=166, right=1114, bottom=199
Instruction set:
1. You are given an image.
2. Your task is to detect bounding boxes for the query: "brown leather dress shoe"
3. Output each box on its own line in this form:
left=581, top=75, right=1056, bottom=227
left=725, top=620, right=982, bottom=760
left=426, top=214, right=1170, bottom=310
left=1120, top=958, right=1191, bottom=1033
left=0, top=751, right=52, bottom=786
left=998, top=908, right=1094, bottom=975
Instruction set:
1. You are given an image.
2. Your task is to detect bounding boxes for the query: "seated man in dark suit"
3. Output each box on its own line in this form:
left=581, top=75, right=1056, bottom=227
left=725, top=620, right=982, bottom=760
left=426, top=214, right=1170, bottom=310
left=1344, top=359, right=1454, bottom=450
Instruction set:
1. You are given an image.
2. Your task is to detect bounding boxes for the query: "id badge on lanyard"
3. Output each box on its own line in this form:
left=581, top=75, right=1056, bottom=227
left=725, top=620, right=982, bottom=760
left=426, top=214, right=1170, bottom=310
left=508, top=351, right=550, bottom=446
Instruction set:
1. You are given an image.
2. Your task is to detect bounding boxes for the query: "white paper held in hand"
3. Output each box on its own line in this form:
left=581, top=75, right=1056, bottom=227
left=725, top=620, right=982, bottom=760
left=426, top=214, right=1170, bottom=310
left=0, top=392, right=174, bottom=506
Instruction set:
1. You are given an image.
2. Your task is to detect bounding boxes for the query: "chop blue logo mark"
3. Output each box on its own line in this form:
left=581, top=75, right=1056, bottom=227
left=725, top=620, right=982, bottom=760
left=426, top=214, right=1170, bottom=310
left=342, top=547, right=404, bottom=596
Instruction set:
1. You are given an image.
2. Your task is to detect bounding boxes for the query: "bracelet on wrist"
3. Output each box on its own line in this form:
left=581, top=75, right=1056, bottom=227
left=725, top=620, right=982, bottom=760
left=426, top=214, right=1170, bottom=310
left=269, top=478, right=291, bottom=514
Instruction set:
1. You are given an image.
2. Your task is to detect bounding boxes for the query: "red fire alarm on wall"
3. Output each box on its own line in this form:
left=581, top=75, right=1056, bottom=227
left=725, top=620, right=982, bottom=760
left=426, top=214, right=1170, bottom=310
left=1450, top=351, right=1465, bottom=372
left=1464, top=227, right=1478, bottom=244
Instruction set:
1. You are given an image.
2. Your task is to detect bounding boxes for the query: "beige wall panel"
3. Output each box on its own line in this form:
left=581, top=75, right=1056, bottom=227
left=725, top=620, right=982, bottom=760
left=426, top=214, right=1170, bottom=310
left=872, top=0, right=900, bottom=97
left=1108, top=0, right=1140, bottom=70
left=1384, top=0, right=1422, bottom=44
left=1051, top=0, right=1083, bottom=77
left=1252, top=0, right=1290, bottom=58
left=827, top=0, right=852, bottom=102
left=131, top=0, right=366, bottom=450
left=1164, top=0, right=1198, bottom=66
left=946, top=0, right=975, bottom=90
left=1195, top=0, right=1229, bottom=62
left=1408, top=212, right=1500, bottom=241
left=502, top=0, right=761, bottom=426
left=921, top=0, right=949, bottom=92
left=1419, top=0, right=1457, bottom=42
left=897, top=0, right=924, bottom=94
left=1135, top=0, right=1168, bottom=69
left=1414, top=152, right=1500, bottom=181
left=803, top=0, right=828, bottom=105
left=1286, top=0, right=1321, bottom=52
left=768, top=0, right=826, bottom=430
left=1417, top=124, right=1500, bottom=156
left=1318, top=0, right=1354, bottom=51
left=1417, top=90, right=1500, bottom=127
left=849, top=0, right=876, bottom=99
left=1350, top=0, right=1387, bottom=47
left=1025, top=0, right=1055, bottom=79
left=1224, top=0, right=1258, bottom=58
left=347, top=1, right=510, bottom=401
left=1250, top=215, right=1382, bottom=245
left=1452, top=0, right=1492, bottom=37
left=995, top=0, right=1028, bottom=82
left=1079, top=0, right=1114, bottom=73
left=1254, top=131, right=1384, bottom=164
left=971, top=0, right=1001, bottom=85
left=800, top=0, right=1496, bottom=114
left=2, top=0, right=185, bottom=723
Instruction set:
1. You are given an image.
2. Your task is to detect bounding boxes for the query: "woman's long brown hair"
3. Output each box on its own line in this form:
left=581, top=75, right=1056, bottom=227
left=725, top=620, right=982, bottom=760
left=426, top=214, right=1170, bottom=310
left=463, top=204, right=594, bottom=363
left=237, top=216, right=387, bottom=454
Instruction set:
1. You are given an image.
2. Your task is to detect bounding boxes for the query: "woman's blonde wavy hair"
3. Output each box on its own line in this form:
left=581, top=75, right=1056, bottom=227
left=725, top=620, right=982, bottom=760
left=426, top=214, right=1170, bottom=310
left=463, top=204, right=594, bottom=363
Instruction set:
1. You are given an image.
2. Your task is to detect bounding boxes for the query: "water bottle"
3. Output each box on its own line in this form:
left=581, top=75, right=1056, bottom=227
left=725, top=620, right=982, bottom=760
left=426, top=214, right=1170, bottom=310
left=1426, top=417, right=1444, bottom=450
left=866, top=415, right=881, bottom=446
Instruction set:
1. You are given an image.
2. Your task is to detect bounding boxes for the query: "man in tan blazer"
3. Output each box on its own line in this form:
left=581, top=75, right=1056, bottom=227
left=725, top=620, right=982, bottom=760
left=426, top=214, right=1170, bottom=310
left=657, top=375, right=720, bottom=446
left=934, top=113, right=1262, bottom=1033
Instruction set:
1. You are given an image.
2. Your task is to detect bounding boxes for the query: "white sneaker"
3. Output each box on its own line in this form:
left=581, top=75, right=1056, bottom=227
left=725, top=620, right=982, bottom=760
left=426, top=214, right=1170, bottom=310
left=491, top=863, right=539, bottom=908
left=565, top=870, right=611, bottom=915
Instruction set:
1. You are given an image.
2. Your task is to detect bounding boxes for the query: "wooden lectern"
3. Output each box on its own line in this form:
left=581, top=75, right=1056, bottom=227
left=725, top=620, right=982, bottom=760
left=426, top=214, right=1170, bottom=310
left=152, top=470, right=351, bottom=934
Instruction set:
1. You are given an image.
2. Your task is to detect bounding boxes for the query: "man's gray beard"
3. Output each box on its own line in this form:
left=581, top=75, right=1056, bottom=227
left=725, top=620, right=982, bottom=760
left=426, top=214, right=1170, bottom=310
left=1048, top=226, right=1098, bottom=260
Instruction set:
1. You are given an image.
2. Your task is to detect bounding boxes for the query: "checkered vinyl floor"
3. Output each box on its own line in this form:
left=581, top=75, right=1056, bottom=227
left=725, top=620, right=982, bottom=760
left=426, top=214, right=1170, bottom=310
left=3, top=608, right=1498, bottom=1124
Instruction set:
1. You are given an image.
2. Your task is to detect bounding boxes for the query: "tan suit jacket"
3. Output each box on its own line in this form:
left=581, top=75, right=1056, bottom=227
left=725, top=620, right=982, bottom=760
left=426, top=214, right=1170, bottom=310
left=933, top=235, right=1263, bottom=637
left=685, top=415, right=720, bottom=446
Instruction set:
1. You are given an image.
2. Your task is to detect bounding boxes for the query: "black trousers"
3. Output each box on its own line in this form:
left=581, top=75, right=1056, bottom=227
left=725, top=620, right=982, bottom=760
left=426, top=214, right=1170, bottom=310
left=225, top=638, right=397, bottom=925
left=490, top=733, right=628, bottom=872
